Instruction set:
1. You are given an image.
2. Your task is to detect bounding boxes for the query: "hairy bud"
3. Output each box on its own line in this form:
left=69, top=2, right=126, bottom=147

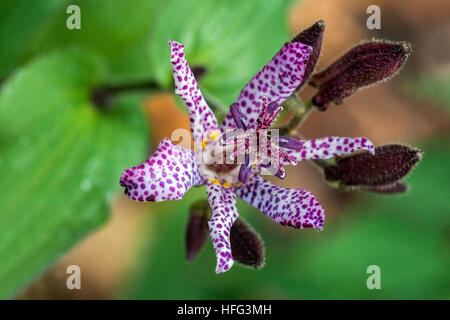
left=325, top=144, right=422, bottom=190
left=230, top=219, right=265, bottom=269
left=185, top=200, right=211, bottom=262
left=360, top=181, right=409, bottom=194
left=310, top=40, right=412, bottom=111
left=292, top=20, right=325, bottom=89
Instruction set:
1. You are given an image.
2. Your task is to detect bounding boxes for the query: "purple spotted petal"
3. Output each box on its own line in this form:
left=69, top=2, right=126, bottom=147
left=170, top=40, right=219, bottom=145
left=206, top=182, right=239, bottom=274
left=220, top=42, right=312, bottom=130
left=235, top=175, right=324, bottom=230
left=120, top=138, right=204, bottom=202
left=285, top=136, right=375, bottom=164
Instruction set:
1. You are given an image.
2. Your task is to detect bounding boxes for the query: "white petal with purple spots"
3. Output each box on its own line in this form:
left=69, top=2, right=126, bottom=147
left=221, top=42, right=312, bottom=130
left=284, top=136, right=375, bottom=164
left=206, top=182, right=238, bottom=274
left=120, top=138, right=204, bottom=202
left=170, top=40, right=219, bottom=146
left=235, top=175, right=325, bottom=230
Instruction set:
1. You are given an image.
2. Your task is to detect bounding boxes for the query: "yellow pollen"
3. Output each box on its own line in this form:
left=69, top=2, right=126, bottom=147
left=201, top=139, right=208, bottom=150
left=252, top=159, right=258, bottom=169
left=236, top=182, right=243, bottom=187
left=208, top=179, right=238, bottom=188
left=210, top=178, right=221, bottom=185
left=210, top=130, right=220, bottom=140
left=222, top=182, right=232, bottom=188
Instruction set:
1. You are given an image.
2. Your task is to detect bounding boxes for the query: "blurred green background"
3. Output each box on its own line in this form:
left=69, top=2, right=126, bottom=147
left=0, top=0, right=448, bottom=299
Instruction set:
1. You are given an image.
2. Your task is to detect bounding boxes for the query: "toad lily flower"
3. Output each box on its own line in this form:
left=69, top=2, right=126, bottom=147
left=119, top=40, right=375, bottom=274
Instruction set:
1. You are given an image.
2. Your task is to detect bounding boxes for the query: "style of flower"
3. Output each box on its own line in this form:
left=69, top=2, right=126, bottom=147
left=119, top=40, right=375, bottom=274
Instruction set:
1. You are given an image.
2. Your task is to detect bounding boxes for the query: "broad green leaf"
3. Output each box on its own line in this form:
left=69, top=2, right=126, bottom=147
left=149, top=0, right=294, bottom=111
left=0, top=0, right=66, bottom=77
left=28, top=0, right=164, bottom=82
left=0, top=48, right=147, bottom=298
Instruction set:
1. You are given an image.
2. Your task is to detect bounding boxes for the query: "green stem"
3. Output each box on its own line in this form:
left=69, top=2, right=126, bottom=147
left=280, top=95, right=314, bottom=137
left=280, top=94, right=339, bottom=178
left=91, top=65, right=209, bottom=110
left=91, top=80, right=164, bottom=110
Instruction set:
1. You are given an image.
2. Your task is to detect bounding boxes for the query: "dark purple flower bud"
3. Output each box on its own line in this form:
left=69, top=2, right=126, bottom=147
left=324, top=144, right=422, bottom=188
left=310, top=40, right=412, bottom=111
left=292, top=20, right=325, bottom=89
left=360, top=181, right=409, bottom=194
left=185, top=200, right=211, bottom=262
left=230, top=218, right=265, bottom=269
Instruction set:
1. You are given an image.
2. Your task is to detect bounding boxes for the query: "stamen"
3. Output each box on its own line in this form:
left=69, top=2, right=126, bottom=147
left=207, top=178, right=238, bottom=189
left=257, top=97, right=283, bottom=130
left=210, top=130, right=220, bottom=140
left=228, top=97, right=303, bottom=183
left=209, top=178, right=221, bottom=185
left=267, top=101, right=279, bottom=115
left=275, top=167, right=286, bottom=179
left=230, top=103, right=247, bottom=130
left=279, top=136, right=303, bottom=151
left=223, top=182, right=233, bottom=188
left=202, top=130, right=222, bottom=151
left=238, top=153, right=252, bottom=184
left=201, top=139, right=208, bottom=150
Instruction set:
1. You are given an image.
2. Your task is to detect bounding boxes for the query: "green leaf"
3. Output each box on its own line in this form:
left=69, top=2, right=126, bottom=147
left=0, top=48, right=147, bottom=298
left=149, top=0, right=293, bottom=110
left=27, top=0, right=164, bottom=82
left=0, top=0, right=66, bottom=77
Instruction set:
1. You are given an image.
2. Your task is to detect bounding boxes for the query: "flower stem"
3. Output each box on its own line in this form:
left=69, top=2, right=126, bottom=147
left=91, top=66, right=211, bottom=111
left=280, top=94, right=314, bottom=137
left=281, top=94, right=336, bottom=176
left=91, top=80, right=163, bottom=110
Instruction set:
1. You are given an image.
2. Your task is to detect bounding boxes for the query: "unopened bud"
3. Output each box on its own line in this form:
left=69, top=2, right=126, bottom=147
left=310, top=40, right=412, bottom=111
left=230, top=218, right=265, bottom=269
left=185, top=200, right=211, bottom=262
left=325, top=144, right=422, bottom=187
left=292, top=20, right=325, bottom=89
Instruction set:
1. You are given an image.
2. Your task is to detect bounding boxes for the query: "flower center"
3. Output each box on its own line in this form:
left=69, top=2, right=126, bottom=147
left=197, top=130, right=242, bottom=187
left=224, top=97, right=304, bottom=183
left=197, top=98, right=304, bottom=186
